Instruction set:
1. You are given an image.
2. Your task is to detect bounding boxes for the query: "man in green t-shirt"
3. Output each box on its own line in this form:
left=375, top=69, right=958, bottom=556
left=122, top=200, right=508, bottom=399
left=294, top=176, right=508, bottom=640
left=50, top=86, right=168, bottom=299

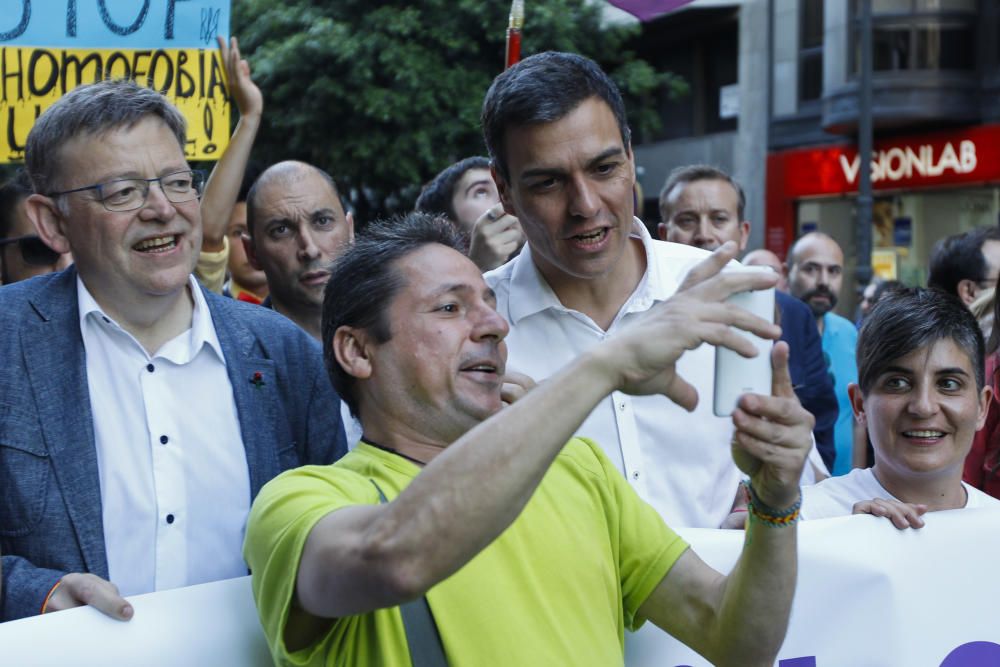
left=244, top=211, right=814, bottom=666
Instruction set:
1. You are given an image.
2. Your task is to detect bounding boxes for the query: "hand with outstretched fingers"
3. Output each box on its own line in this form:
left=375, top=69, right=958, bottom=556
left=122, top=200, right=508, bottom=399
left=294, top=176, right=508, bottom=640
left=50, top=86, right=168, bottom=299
left=598, top=241, right=781, bottom=410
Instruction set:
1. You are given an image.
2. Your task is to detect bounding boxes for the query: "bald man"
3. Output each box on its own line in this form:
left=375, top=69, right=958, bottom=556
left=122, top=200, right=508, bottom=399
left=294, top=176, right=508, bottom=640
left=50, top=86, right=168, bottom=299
left=743, top=249, right=788, bottom=292
left=787, top=232, right=859, bottom=476
left=245, top=161, right=354, bottom=340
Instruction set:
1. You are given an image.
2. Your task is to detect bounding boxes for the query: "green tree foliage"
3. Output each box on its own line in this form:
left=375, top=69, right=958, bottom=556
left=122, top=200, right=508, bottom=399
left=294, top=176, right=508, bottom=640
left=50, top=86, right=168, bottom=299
left=234, top=0, right=686, bottom=222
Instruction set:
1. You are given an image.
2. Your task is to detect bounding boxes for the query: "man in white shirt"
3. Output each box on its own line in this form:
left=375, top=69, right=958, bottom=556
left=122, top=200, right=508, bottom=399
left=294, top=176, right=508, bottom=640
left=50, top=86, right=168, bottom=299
left=801, top=287, right=1000, bottom=526
left=482, top=52, right=815, bottom=528
left=0, top=79, right=347, bottom=622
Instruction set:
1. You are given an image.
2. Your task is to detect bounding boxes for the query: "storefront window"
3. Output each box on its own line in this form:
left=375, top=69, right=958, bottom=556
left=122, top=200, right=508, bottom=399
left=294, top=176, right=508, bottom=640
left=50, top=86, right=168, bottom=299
left=796, top=186, right=1000, bottom=316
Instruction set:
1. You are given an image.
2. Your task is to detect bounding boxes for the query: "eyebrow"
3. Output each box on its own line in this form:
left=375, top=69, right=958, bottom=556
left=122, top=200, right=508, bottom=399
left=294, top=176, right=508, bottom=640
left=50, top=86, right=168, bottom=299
left=428, top=283, right=497, bottom=302
left=519, top=146, right=625, bottom=181
left=881, top=365, right=971, bottom=377
left=311, top=208, right=340, bottom=220
left=463, top=179, right=493, bottom=197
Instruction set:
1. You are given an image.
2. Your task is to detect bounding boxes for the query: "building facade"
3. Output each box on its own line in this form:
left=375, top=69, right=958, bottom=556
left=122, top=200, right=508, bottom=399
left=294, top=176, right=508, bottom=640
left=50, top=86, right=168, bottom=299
left=768, top=0, right=1000, bottom=313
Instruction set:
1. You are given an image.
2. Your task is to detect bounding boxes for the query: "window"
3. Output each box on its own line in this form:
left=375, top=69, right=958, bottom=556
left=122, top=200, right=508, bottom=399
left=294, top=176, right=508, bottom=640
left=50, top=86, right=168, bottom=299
left=799, top=0, right=824, bottom=103
left=851, top=0, right=976, bottom=74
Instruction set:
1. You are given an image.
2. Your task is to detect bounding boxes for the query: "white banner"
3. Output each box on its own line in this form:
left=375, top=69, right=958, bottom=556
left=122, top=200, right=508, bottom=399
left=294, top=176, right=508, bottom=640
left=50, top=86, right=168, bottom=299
left=629, top=510, right=1000, bottom=667
left=2, top=511, right=999, bottom=666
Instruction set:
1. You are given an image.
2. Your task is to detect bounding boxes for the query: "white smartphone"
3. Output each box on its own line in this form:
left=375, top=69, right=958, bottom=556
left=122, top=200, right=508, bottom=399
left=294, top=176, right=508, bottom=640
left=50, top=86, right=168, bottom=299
left=713, top=268, right=776, bottom=417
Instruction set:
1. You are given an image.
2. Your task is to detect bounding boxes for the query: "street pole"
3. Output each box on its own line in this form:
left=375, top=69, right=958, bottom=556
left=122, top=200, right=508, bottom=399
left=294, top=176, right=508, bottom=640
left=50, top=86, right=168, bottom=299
left=856, top=0, right=874, bottom=290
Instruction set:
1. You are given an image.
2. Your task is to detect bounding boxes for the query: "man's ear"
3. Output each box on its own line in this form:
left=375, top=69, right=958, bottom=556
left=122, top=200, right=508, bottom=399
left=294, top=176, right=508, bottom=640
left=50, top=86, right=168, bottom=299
left=242, top=233, right=262, bottom=270
left=490, top=164, right=516, bottom=218
left=739, top=220, right=751, bottom=253
left=847, top=383, right=866, bottom=425
left=333, top=326, right=374, bottom=382
left=345, top=211, right=355, bottom=243
left=957, top=278, right=979, bottom=306
left=656, top=222, right=668, bottom=242
left=25, top=194, right=72, bottom=254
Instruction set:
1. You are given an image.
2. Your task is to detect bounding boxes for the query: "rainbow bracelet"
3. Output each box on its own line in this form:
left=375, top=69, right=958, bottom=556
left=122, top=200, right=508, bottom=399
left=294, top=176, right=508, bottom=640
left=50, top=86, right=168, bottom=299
left=742, top=480, right=801, bottom=527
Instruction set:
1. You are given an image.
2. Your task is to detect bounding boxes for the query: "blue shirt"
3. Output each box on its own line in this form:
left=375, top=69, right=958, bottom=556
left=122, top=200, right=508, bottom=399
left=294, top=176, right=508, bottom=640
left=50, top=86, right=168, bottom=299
left=822, top=312, right=859, bottom=476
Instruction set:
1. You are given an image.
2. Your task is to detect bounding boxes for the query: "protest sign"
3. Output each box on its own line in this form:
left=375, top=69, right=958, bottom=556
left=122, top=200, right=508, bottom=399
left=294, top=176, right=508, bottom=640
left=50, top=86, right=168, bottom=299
left=0, top=0, right=231, bottom=162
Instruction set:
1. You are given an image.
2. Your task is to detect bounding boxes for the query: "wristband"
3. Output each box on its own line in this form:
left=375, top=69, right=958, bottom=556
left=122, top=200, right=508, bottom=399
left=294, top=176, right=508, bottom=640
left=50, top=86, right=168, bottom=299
left=742, top=480, right=801, bottom=527
left=40, top=579, right=63, bottom=615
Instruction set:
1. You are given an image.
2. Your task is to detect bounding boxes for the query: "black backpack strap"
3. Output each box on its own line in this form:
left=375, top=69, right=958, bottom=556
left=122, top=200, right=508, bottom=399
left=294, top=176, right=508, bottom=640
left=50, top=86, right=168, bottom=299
left=370, top=480, right=449, bottom=667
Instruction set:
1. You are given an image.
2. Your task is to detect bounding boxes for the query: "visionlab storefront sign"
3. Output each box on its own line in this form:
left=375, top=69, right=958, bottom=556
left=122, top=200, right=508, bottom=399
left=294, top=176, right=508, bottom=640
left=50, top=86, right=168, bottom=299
left=765, top=124, right=1000, bottom=255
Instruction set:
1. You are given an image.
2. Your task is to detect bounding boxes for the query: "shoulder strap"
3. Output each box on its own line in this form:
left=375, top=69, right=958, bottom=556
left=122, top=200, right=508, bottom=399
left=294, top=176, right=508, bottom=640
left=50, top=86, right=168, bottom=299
left=369, top=480, right=449, bottom=667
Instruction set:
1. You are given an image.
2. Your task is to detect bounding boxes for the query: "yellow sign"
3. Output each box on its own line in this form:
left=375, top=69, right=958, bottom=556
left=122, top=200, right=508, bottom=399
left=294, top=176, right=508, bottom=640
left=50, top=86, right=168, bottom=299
left=871, top=249, right=898, bottom=280
left=0, top=46, right=229, bottom=163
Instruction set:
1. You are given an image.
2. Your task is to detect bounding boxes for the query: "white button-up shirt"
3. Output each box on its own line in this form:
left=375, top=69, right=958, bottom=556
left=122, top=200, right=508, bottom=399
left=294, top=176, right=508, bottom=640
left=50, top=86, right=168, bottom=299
left=487, top=221, right=743, bottom=528
left=79, top=276, right=250, bottom=596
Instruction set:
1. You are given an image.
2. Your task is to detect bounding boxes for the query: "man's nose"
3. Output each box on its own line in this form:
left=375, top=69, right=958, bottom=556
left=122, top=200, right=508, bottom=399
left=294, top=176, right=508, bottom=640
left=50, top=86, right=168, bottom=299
left=140, top=183, right=177, bottom=220
left=692, top=218, right=713, bottom=243
left=567, top=174, right=599, bottom=219
left=297, top=225, right=320, bottom=261
left=471, top=303, right=509, bottom=342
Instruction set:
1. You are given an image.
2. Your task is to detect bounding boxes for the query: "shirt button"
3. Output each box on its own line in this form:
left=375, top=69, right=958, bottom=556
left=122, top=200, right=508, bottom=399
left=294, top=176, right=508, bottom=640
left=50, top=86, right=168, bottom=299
left=160, top=435, right=168, bottom=445
left=619, top=402, right=626, bottom=411
left=166, top=514, right=175, bottom=524
left=146, top=364, right=155, bottom=373
left=632, top=471, right=640, bottom=480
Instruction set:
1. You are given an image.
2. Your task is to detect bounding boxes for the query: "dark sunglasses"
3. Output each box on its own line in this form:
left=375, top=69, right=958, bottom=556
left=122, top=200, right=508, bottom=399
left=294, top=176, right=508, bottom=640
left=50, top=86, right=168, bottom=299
left=0, top=235, right=62, bottom=266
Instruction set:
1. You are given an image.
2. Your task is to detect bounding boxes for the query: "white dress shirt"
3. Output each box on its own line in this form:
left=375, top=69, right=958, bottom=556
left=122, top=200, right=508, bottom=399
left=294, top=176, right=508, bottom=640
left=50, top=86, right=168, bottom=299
left=488, top=220, right=761, bottom=528
left=79, top=276, right=250, bottom=596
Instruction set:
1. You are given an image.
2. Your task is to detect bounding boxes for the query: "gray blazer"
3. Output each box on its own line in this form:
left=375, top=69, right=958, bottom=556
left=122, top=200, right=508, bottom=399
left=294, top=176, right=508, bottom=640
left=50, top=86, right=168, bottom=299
left=0, top=268, right=347, bottom=620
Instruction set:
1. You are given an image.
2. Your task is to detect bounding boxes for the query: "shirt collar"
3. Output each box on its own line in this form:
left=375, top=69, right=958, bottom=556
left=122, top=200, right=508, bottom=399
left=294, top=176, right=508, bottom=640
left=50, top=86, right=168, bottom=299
left=508, top=218, right=670, bottom=325
left=77, top=274, right=225, bottom=362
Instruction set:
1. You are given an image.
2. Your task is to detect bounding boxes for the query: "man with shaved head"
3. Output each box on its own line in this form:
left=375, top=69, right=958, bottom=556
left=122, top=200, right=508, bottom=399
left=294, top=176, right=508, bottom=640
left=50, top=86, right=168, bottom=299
left=787, top=232, right=859, bottom=475
left=743, top=249, right=787, bottom=292
left=245, top=161, right=355, bottom=340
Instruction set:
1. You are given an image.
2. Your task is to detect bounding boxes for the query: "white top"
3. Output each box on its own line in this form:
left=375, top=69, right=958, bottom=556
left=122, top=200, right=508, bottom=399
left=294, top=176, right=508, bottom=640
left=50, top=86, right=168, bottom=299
left=487, top=220, right=745, bottom=528
left=801, top=467, right=1000, bottom=520
left=79, top=276, right=251, bottom=596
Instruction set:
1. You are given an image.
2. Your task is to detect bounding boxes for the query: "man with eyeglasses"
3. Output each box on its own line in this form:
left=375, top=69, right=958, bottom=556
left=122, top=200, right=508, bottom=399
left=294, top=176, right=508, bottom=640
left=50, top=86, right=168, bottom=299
left=928, top=226, right=1000, bottom=307
left=0, top=170, right=71, bottom=284
left=0, top=79, right=348, bottom=622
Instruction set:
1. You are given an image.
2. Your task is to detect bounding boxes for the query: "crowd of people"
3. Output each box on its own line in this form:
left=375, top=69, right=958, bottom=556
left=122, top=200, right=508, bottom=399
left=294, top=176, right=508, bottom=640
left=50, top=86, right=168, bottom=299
left=0, top=35, right=997, bottom=666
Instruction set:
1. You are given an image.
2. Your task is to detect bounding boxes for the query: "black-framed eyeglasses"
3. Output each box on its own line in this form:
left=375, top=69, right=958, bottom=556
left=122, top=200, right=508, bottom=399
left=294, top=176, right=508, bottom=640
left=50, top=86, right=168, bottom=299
left=46, top=169, right=205, bottom=212
left=0, top=235, right=61, bottom=266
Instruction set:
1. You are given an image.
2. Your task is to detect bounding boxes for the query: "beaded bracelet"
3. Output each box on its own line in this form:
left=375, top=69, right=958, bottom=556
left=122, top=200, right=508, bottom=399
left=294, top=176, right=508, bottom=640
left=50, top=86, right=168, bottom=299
left=741, top=479, right=801, bottom=527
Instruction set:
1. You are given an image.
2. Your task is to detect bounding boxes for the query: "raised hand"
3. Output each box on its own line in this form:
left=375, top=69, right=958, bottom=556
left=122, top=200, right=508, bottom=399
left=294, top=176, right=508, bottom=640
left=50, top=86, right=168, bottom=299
left=730, top=342, right=813, bottom=511
left=217, top=36, right=263, bottom=121
left=469, top=203, right=524, bottom=271
left=596, top=241, right=780, bottom=410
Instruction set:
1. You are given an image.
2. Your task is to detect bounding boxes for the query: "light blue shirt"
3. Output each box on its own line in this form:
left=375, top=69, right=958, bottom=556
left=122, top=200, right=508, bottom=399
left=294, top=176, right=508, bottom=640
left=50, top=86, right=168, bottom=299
left=822, top=312, right=859, bottom=476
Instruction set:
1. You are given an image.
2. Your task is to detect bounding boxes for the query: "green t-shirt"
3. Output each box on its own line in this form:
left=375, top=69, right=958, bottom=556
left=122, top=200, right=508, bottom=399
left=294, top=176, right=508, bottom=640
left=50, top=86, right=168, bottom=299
left=244, top=439, right=688, bottom=666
